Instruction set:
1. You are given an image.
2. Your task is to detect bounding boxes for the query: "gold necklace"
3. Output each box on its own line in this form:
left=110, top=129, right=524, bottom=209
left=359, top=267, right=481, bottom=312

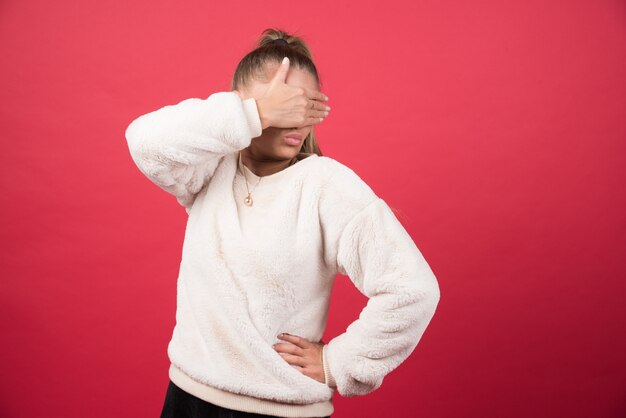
left=239, top=152, right=262, bottom=206
left=238, top=152, right=298, bottom=206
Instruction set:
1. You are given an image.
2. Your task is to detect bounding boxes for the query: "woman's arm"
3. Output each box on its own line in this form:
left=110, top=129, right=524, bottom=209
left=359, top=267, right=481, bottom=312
left=319, top=164, right=441, bottom=397
left=125, top=91, right=262, bottom=213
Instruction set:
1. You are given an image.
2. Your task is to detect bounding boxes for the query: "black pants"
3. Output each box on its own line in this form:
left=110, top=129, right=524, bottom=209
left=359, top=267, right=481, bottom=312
left=160, top=379, right=331, bottom=418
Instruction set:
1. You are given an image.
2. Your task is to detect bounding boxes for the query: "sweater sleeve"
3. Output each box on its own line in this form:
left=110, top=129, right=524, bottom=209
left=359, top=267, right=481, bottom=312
left=319, top=164, right=441, bottom=398
left=125, top=91, right=262, bottom=213
left=322, top=343, right=337, bottom=388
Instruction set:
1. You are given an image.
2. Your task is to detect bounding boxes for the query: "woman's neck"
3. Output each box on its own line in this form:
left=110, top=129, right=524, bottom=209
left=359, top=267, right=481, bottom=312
left=239, top=149, right=298, bottom=177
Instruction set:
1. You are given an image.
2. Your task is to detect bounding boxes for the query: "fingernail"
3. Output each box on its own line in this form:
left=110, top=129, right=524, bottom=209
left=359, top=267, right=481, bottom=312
left=282, top=57, right=289, bottom=65
left=326, top=106, right=331, bottom=111
left=324, top=95, right=329, bottom=101
left=324, top=111, right=329, bottom=116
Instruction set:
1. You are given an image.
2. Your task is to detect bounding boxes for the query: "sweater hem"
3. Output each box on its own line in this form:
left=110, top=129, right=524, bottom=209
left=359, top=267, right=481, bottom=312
left=168, top=363, right=334, bottom=418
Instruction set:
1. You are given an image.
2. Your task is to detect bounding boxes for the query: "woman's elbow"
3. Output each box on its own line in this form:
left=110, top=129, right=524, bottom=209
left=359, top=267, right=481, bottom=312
left=406, top=269, right=441, bottom=320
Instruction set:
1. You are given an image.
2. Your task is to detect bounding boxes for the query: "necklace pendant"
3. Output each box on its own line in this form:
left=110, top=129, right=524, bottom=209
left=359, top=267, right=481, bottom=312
left=244, top=195, right=253, bottom=206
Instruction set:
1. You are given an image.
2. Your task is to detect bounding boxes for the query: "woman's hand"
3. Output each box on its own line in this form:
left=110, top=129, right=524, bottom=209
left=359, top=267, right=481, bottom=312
left=248, top=57, right=330, bottom=130
left=273, top=333, right=326, bottom=384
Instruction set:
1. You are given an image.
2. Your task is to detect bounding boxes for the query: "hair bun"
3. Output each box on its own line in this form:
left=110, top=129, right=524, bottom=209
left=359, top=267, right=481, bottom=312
left=271, top=38, right=289, bottom=46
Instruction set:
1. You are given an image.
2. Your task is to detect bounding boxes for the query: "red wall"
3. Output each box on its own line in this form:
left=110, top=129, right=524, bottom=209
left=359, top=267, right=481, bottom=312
left=1, top=0, right=624, bottom=417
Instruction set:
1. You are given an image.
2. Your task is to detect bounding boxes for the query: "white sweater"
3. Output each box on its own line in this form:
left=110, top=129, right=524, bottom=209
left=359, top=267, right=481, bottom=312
left=125, top=91, right=441, bottom=417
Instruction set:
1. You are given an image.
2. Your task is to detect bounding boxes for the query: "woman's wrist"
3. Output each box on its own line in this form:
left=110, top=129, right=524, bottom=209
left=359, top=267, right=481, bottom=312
left=322, top=344, right=337, bottom=389
left=255, top=98, right=271, bottom=130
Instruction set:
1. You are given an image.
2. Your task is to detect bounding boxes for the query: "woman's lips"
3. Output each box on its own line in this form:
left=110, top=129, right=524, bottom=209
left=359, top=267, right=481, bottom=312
left=284, top=133, right=303, bottom=146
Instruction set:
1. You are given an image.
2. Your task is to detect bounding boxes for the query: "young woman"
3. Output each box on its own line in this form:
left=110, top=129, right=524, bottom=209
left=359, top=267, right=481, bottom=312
left=125, top=28, right=441, bottom=418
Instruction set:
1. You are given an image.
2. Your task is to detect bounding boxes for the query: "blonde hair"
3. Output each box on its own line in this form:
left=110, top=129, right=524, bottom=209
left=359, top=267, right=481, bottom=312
left=230, top=28, right=324, bottom=156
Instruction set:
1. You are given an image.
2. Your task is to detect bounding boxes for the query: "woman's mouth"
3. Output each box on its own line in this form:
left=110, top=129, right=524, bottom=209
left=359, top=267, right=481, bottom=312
left=284, top=133, right=303, bottom=146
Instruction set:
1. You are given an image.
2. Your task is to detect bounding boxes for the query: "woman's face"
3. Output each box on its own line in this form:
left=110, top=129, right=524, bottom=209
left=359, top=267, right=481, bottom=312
left=238, top=62, right=319, bottom=161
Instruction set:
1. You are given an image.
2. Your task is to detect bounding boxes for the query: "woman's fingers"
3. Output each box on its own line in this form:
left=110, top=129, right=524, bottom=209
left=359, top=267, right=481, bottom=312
left=307, top=108, right=328, bottom=119
left=302, top=100, right=329, bottom=128
left=277, top=352, right=307, bottom=367
left=302, top=88, right=331, bottom=118
left=308, top=100, right=331, bottom=112
left=257, top=76, right=329, bottom=129
left=273, top=334, right=326, bottom=383
left=277, top=333, right=310, bottom=348
left=303, top=87, right=329, bottom=102
left=274, top=335, right=312, bottom=362
left=304, top=116, right=325, bottom=127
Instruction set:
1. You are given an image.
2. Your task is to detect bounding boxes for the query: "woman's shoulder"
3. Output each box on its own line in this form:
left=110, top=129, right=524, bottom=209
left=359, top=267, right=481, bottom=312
left=312, top=154, right=380, bottom=212
left=303, top=154, right=353, bottom=176
left=314, top=155, right=374, bottom=187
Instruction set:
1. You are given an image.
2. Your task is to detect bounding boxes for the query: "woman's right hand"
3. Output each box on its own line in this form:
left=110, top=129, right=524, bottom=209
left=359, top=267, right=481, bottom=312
left=253, top=57, right=331, bottom=130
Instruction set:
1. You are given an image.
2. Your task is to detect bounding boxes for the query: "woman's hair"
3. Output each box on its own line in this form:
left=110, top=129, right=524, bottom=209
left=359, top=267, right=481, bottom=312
left=230, top=28, right=324, bottom=156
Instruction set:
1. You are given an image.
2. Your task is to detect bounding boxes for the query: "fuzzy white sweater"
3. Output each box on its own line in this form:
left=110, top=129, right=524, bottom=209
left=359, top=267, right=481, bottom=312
left=125, top=91, right=441, bottom=417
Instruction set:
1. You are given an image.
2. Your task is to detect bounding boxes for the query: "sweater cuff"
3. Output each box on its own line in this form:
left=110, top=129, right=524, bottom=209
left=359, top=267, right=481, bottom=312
left=322, top=344, right=337, bottom=389
left=241, top=97, right=263, bottom=139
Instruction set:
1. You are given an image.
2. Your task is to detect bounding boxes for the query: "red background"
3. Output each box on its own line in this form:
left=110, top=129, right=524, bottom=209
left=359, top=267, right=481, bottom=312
left=1, top=0, right=625, bottom=417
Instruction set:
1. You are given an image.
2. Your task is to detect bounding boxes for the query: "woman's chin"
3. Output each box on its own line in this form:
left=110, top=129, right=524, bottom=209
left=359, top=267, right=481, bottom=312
left=248, top=140, right=301, bottom=160
left=274, top=143, right=301, bottom=157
